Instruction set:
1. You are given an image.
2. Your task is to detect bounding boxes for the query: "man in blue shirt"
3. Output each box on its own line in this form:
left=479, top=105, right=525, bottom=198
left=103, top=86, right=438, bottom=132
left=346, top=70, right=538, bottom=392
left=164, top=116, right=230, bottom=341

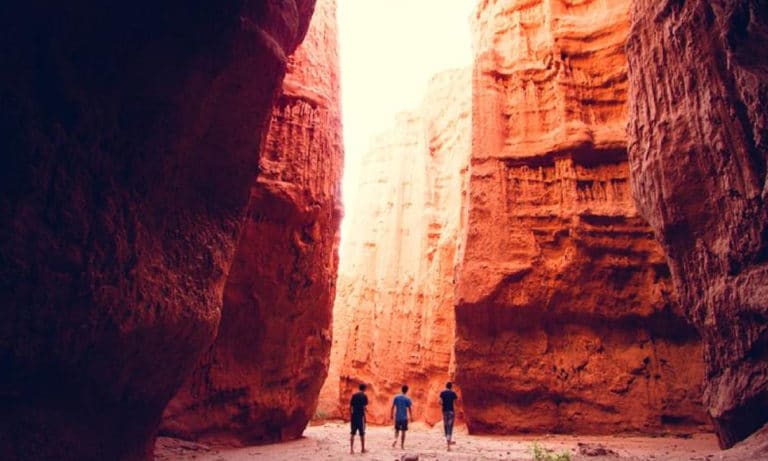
left=390, top=384, right=413, bottom=449
left=439, top=381, right=458, bottom=451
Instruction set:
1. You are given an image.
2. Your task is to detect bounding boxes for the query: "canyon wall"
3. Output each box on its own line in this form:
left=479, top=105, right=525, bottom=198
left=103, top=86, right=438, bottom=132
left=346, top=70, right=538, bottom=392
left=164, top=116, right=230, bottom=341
left=0, top=1, right=315, bottom=460
left=627, top=0, right=768, bottom=448
left=162, top=0, right=342, bottom=446
left=319, top=69, right=471, bottom=425
left=455, top=0, right=708, bottom=434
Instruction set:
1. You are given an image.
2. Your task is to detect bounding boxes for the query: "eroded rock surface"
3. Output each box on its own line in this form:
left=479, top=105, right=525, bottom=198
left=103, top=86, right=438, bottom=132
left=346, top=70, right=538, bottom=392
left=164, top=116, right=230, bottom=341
left=456, top=0, right=708, bottom=434
left=0, top=1, right=315, bottom=459
left=161, top=0, right=342, bottom=446
left=627, top=0, right=768, bottom=448
left=319, top=69, right=471, bottom=425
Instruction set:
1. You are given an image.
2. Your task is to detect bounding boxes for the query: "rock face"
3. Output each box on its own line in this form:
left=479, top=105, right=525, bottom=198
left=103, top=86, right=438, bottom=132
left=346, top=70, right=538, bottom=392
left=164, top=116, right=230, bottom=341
left=627, top=0, right=768, bottom=448
left=0, top=1, right=315, bottom=460
left=456, top=0, right=708, bottom=434
left=319, top=69, right=471, bottom=425
left=161, top=0, right=342, bottom=446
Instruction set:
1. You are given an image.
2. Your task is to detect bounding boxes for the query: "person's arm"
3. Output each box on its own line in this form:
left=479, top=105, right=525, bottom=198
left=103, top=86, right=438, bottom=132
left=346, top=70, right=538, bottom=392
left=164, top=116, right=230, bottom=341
left=408, top=402, right=413, bottom=421
left=391, top=400, right=395, bottom=420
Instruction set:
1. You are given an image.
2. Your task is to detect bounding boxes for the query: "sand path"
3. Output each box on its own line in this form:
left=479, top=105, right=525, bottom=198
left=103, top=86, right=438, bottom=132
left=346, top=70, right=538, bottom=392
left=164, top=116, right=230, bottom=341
left=155, top=421, right=731, bottom=461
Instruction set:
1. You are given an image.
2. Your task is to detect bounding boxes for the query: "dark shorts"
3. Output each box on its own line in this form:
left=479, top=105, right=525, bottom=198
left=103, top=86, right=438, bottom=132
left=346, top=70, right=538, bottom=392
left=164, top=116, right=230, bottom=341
left=395, top=419, right=408, bottom=431
left=351, top=415, right=365, bottom=435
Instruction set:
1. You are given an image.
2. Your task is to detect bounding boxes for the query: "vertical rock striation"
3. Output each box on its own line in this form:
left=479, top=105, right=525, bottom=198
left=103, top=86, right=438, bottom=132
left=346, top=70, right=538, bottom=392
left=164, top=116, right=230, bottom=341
left=457, top=0, right=708, bottom=434
left=627, top=0, right=768, bottom=448
left=0, top=1, right=315, bottom=459
left=320, top=69, right=471, bottom=425
left=161, top=0, right=342, bottom=446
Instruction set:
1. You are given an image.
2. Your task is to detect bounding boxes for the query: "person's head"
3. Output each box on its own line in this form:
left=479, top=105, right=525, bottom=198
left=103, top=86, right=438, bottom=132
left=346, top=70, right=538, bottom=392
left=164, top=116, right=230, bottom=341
left=359, top=383, right=367, bottom=392
left=401, top=384, right=409, bottom=394
left=446, top=382, right=453, bottom=389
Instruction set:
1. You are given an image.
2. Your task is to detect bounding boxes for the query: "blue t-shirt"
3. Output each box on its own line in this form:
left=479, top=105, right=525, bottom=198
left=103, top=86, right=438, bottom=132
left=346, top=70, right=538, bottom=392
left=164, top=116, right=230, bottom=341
left=393, top=394, right=412, bottom=421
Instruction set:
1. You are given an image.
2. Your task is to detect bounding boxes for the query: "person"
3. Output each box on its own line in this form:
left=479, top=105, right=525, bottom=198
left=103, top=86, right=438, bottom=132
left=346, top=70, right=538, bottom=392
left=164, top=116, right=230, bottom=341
left=350, top=383, right=369, bottom=454
left=439, top=381, right=458, bottom=451
left=390, top=384, right=413, bottom=449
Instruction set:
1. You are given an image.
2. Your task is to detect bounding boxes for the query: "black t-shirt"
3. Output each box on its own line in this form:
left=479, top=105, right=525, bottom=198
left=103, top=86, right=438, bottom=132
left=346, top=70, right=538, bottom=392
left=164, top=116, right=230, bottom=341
left=350, top=391, right=368, bottom=417
left=440, top=389, right=457, bottom=412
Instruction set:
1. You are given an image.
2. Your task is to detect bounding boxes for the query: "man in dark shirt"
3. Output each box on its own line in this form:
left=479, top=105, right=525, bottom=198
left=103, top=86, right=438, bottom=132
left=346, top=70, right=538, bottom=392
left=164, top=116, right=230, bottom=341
left=439, top=381, right=458, bottom=451
left=350, top=383, right=369, bottom=454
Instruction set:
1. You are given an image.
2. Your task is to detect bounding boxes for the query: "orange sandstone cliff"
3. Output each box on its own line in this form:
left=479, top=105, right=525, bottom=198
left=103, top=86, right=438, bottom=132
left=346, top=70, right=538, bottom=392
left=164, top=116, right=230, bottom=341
left=627, top=0, right=768, bottom=448
left=0, top=1, right=317, bottom=459
left=455, top=0, right=708, bottom=434
left=161, top=0, right=342, bottom=446
left=319, top=69, right=471, bottom=425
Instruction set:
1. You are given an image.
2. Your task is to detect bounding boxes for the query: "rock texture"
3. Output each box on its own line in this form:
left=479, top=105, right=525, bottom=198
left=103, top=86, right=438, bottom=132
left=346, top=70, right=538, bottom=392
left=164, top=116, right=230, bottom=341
left=318, top=69, right=471, bottom=425
left=161, top=0, right=342, bottom=446
left=627, top=0, right=768, bottom=448
left=456, top=0, right=708, bottom=434
left=0, top=1, right=315, bottom=460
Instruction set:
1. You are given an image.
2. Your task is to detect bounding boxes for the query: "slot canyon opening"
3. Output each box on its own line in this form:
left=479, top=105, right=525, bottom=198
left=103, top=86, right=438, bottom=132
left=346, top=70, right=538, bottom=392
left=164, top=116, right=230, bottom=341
left=316, top=0, right=711, bottom=434
left=317, top=0, right=714, bottom=441
left=316, top=0, right=476, bottom=426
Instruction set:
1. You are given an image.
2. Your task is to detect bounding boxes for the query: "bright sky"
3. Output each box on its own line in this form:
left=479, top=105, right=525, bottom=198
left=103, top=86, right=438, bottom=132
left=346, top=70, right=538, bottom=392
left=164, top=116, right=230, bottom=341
left=337, top=0, right=475, bottom=206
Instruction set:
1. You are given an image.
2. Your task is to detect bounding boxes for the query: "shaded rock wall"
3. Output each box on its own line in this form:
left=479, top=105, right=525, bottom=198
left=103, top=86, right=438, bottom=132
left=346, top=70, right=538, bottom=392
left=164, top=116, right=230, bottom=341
left=627, top=0, right=768, bottom=448
left=0, top=1, right=315, bottom=460
left=456, top=0, right=708, bottom=434
left=319, top=69, right=471, bottom=425
left=161, top=0, right=342, bottom=446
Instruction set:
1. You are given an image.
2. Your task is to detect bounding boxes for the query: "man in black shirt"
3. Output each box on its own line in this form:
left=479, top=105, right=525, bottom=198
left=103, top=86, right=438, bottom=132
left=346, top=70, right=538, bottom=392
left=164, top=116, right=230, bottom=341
left=350, top=383, right=369, bottom=454
left=439, top=381, right=458, bottom=451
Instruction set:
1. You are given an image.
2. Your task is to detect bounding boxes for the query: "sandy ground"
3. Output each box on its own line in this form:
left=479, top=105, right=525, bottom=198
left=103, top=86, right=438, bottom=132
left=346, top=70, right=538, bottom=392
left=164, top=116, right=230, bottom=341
left=154, top=420, right=764, bottom=461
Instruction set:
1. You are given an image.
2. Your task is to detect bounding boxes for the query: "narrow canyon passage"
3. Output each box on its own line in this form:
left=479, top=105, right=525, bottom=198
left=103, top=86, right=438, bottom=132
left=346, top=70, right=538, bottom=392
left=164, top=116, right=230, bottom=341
left=1, top=0, right=766, bottom=460
left=319, top=0, right=710, bottom=439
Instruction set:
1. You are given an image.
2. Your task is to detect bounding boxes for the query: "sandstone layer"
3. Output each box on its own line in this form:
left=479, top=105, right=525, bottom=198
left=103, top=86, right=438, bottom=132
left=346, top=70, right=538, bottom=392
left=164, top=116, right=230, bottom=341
left=0, top=1, right=315, bottom=460
left=319, top=69, right=471, bottom=425
left=456, top=0, right=708, bottom=434
left=627, top=0, right=768, bottom=448
left=161, top=0, right=342, bottom=446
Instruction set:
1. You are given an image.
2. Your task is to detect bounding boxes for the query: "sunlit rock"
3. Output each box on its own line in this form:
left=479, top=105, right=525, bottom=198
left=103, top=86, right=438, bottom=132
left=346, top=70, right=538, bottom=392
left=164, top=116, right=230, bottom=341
left=455, top=0, right=709, bottom=434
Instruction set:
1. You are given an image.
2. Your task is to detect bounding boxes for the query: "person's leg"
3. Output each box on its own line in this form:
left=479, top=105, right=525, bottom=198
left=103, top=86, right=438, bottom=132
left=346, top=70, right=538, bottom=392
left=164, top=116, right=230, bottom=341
left=361, top=420, right=367, bottom=453
left=351, top=419, right=358, bottom=454
left=445, top=411, right=455, bottom=450
left=392, top=424, right=398, bottom=447
left=400, top=428, right=405, bottom=449
left=445, top=412, right=450, bottom=451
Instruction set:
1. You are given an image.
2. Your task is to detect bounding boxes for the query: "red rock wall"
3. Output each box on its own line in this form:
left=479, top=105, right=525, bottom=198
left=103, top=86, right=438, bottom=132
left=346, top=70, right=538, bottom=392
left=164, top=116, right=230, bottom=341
left=456, top=0, right=708, bottom=434
left=161, top=0, right=342, bottom=446
left=319, top=69, right=471, bottom=425
left=626, top=0, right=768, bottom=448
left=0, top=1, right=315, bottom=460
